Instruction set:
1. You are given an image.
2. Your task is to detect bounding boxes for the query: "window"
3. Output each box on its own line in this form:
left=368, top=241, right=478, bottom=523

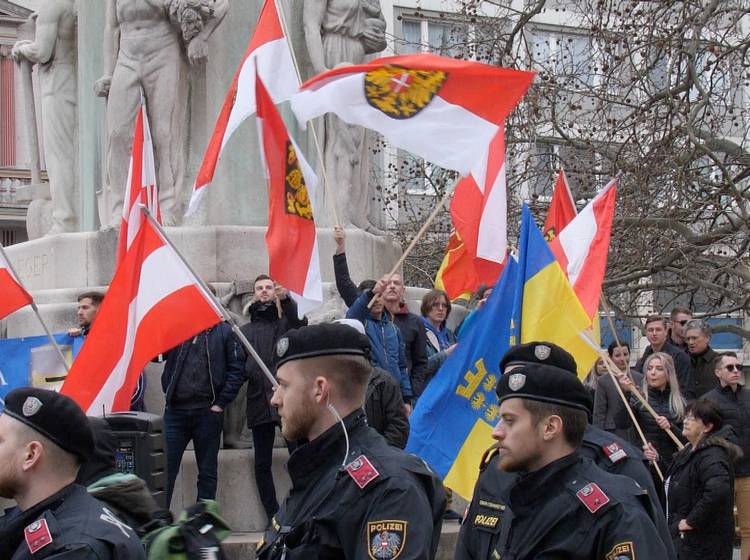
left=527, top=29, right=595, bottom=88
left=395, top=10, right=469, bottom=59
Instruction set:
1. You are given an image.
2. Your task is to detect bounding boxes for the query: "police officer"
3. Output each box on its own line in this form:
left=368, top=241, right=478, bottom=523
left=457, top=354, right=671, bottom=559
left=256, top=323, right=446, bottom=560
left=0, top=388, right=146, bottom=559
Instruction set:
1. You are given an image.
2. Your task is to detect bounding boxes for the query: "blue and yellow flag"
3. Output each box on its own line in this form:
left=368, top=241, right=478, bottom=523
left=406, top=257, right=519, bottom=499
left=512, top=205, right=598, bottom=377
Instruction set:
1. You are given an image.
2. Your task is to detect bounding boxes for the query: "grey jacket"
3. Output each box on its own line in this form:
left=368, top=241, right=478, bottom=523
left=593, top=369, right=644, bottom=443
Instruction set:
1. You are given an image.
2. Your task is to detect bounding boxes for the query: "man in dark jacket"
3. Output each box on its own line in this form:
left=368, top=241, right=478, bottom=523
left=239, top=274, right=307, bottom=524
left=161, top=321, right=246, bottom=507
left=684, top=319, right=719, bottom=397
left=635, top=315, right=694, bottom=398
left=703, top=351, right=750, bottom=559
left=333, top=227, right=429, bottom=395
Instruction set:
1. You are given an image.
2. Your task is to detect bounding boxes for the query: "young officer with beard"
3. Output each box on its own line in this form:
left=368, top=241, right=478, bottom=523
left=255, top=323, right=445, bottom=560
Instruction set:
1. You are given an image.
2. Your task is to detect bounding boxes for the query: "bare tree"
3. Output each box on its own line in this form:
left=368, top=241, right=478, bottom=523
left=377, top=0, right=750, bottom=341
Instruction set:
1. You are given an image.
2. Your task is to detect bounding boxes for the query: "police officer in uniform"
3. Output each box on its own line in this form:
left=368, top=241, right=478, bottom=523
left=0, top=388, right=146, bottom=559
left=256, top=323, right=446, bottom=559
left=457, top=355, right=671, bottom=559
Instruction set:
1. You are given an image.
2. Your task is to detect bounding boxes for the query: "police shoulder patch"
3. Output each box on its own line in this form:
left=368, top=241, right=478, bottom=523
left=345, top=454, right=380, bottom=489
left=24, top=518, right=53, bottom=554
left=605, top=541, right=635, bottom=560
left=576, top=482, right=610, bottom=514
left=367, top=520, right=407, bottom=560
left=602, top=442, right=628, bottom=464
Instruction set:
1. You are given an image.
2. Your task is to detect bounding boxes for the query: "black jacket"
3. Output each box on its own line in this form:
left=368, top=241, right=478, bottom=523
left=689, top=346, right=719, bottom=398
left=636, top=341, right=694, bottom=398
left=0, top=484, right=146, bottom=559
left=665, top=426, right=742, bottom=560
left=703, top=384, right=750, bottom=476
left=240, top=298, right=307, bottom=427
left=365, top=367, right=409, bottom=449
left=456, top=428, right=675, bottom=560
left=256, top=410, right=446, bottom=559
left=332, top=252, right=360, bottom=308
left=161, top=323, right=246, bottom=409
left=393, top=306, right=429, bottom=397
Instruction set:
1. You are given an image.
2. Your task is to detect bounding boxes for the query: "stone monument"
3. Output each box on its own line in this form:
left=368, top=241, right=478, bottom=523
left=94, top=0, right=229, bottom=227
left=303, top=0, right=387, bottom=232
left=12, top=0, right=79, bottom=235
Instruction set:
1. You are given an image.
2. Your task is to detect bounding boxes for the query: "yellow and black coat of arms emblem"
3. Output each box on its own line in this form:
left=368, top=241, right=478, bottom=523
left=284, top=141, right=313, bottom=220
left=364, top=65, right=447, bottom=120
left=367, top=520, right=408, bottom=560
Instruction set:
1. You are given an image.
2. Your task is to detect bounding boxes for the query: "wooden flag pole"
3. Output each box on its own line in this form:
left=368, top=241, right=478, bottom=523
left=0, top=243, right=69, bottom=373
left=141, top=206, right=279, bottom=389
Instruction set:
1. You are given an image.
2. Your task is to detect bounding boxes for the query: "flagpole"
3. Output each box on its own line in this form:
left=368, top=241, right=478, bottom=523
left=272, top=0, right=341, bottom=226
left=0, top=243, right=70, bottom=373
left=140, top=207, right=279, bottom=389
left=367, top=181, right=455, bottom=308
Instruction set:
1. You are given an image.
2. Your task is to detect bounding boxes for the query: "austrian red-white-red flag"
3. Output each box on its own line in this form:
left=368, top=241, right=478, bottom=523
left=187, top=0, right=298, bottom=215
left=117, top=102, right=160, bottom=265
left=291, top=54, right=535, bottom=175
left=550, top=179, right=618, bottom=318
left=543, top=168, right=576, bottom=240
left=256, top=73, right=322, bottom=317
left=0, top=244, right=32, bottom=319
left=61, top=217, right=223, bottom=413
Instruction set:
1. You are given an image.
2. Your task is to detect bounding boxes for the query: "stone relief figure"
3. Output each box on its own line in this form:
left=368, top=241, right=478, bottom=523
left=303, top=0, right=387, bottom=233
left=94, top=0, right=228, bottom=228
left=12, top=0, right=78, bottom=234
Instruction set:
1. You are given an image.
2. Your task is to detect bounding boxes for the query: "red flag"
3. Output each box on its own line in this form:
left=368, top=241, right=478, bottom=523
left=550, top=179, right=617, bottom=318
left=256, top=73, right=322, bottom=316
left=434, top=231, right=504, bottom=301
left=61, top=217, right=223, bottom=413
left=0, top=245, right=32, bottom=319
left=117, top=103, right=160, bottom=265
left=543, top=168, right=576, bottom=240
left=187, top=0, right=298, bottom=215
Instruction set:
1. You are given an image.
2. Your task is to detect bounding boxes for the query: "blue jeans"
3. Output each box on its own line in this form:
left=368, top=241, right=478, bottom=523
left=165, top=407, right=223, bottom=507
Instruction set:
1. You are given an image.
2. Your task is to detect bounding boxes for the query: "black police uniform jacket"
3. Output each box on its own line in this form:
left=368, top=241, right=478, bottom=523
left=256, top=410, right=446, bottom=559
left=0, top=484, right=146, bottom=559
left=456, top=450, right=673, bottom=560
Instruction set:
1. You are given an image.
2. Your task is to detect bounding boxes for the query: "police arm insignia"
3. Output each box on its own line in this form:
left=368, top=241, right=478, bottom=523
left=345, top=454, right=380, bottom=489
left=367, top=520, right=407, bottom=560
left=605, top=541, right=635, bottom=559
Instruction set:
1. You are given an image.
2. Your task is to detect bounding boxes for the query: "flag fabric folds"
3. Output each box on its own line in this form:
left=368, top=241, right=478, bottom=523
left=0, top=245, right=32, bottom=319
left=187, top=0, right=298, bottom=215
left=291, top=53, right=534, bottom=175
left=514, top=205, right=599, bottom=377
left=407, top=257, right=519, bottom=500
left=256, top=74, right=322, bottom=317
left=61, top=217, right=223, bottom=413
left=434, top=230, right=504, bottom=301
left=117, top=102, right=160, bottom=265
left=543, top=168, right=576, bottom=240
left=550, top=179, right=618, bottom=319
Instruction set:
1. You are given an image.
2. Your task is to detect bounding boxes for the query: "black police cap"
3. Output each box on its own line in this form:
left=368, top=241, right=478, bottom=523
left=275, top=322, right=371, bottom=368
left=2, top=387, right=94, bottom=461
left=499, top=341, right=578, bottom=375
left=495, top=362, right=592, bottom=414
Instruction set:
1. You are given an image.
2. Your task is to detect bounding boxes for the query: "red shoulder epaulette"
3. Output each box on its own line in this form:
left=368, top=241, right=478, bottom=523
left=602, top=442, right=628, bottom=464
left=24, top=518, right=53, bottom=554
left=576, top=482, right=610, bottom=514
left=345, top=454, right=380, bottom=489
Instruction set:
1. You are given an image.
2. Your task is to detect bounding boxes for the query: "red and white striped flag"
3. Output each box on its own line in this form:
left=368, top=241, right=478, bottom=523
left=550, top=179, right=618, bottom=318
left=117, top=102, right=160, bottom=265
left=186, top=0, right=298, bottom=215
left=543, top=168, right=576, bottom=240
left=61, top=216, right=223, bottom=413
left=0, top=245, right=32, bottom=319
left=257, top=73, right=322, bottom=317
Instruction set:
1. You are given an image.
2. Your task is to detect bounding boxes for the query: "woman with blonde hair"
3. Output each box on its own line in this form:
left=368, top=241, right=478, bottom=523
left=618, top=351, right=687, bottom=506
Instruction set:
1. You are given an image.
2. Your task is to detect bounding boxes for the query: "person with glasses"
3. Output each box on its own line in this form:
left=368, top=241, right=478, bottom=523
left=420, top=289, right=458, bottom=386
left=665, top=399, right=740, bottom=560
left=704, top=352, right=750, bottom=559
left=669, top=306, right=693, bottom=352
left=685, top=319, right=720, bottom=398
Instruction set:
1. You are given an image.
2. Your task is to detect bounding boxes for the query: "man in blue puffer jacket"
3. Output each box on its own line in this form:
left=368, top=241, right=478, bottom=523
left=346, top=276, right=413, bottom=406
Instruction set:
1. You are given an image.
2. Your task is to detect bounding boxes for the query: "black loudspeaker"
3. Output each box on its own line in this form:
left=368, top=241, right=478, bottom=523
left=104, top=412, right=167, bottom=508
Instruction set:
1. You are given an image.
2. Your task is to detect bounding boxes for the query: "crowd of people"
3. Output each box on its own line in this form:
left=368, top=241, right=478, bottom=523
left=2, top=228, right=746, bottom=559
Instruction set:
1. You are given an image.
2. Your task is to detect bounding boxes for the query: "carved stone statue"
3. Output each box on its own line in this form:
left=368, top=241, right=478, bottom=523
left=12, top=0, right=78, bottom=234
left=303, top=0, right=387, bottom=232
left=94, top=0, right=228, bottom=228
